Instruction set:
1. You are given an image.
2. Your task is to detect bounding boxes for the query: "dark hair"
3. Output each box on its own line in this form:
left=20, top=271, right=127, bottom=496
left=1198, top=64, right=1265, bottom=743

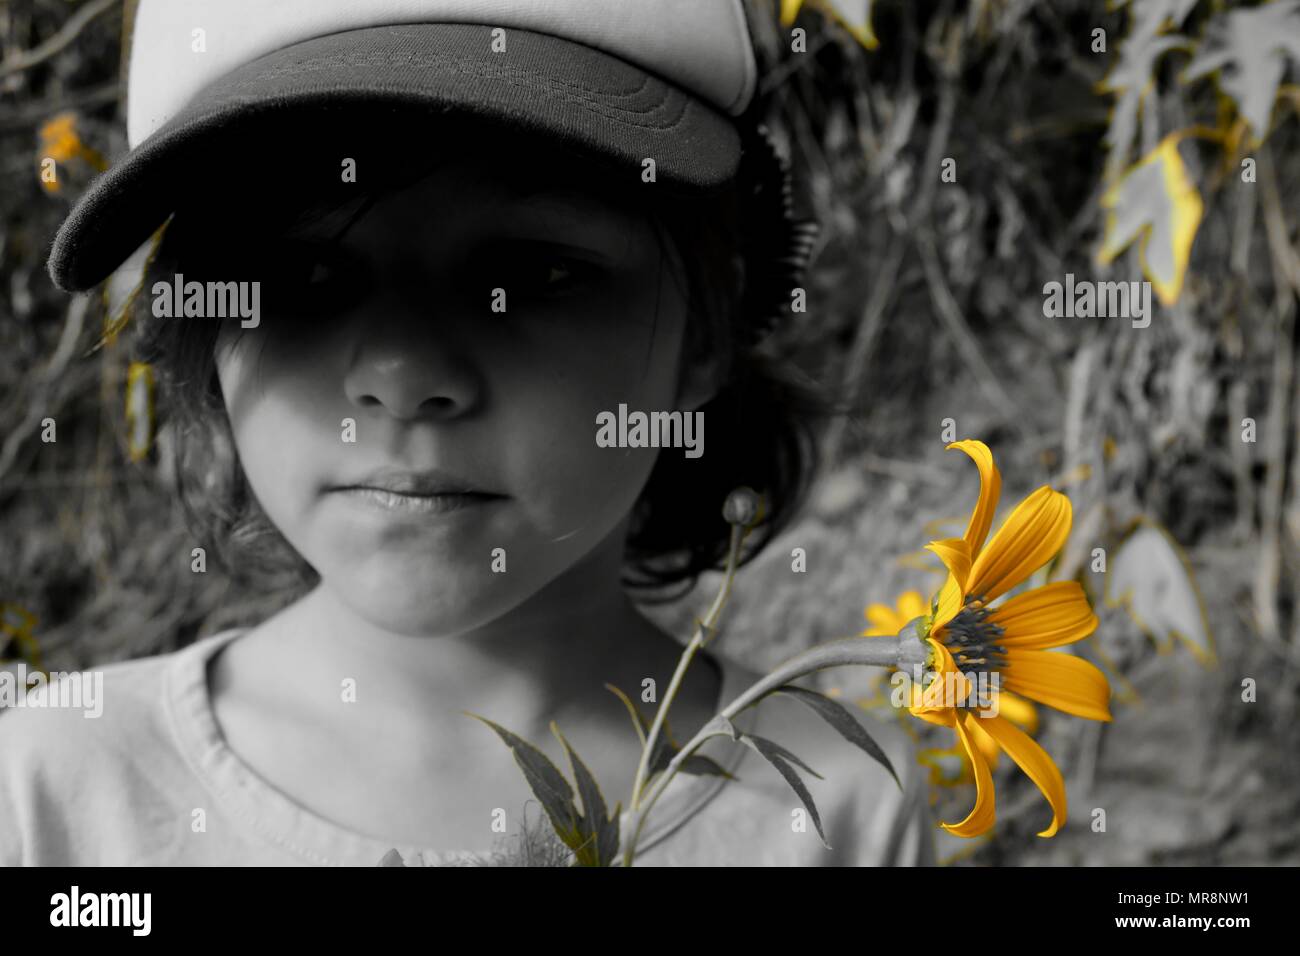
left=131, top=108, right=837, bottom=600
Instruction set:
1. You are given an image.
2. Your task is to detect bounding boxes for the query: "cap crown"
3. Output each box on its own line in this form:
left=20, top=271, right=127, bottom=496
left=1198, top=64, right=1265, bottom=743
left=128, top=0, right=760, bottom=147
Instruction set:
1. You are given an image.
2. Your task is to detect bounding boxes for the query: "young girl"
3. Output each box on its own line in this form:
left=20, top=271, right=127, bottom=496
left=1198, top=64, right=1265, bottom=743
left=2, top=0, right=930, bottom=866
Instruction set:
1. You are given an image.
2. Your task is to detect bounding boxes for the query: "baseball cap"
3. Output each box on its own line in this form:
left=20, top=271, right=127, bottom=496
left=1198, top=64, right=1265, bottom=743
left=47, top=0, right=781, bottom=293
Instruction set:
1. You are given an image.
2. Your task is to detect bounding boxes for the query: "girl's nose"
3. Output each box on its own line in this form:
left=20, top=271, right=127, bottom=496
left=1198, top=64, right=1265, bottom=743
left=342, top=325, right=484, bottom=422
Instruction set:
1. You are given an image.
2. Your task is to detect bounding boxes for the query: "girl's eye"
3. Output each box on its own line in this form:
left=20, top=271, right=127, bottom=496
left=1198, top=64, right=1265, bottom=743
left=262, top=242, right=371, bottom=317
left=479, top=242, right=601, bottom=300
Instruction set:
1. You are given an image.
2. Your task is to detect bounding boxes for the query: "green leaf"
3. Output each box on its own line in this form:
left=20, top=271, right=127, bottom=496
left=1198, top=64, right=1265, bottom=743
left=765, top=684, right=900, bottom=788
left=465, top=712, right=582, bottom=854
left=604, top=683, right=737, bottom=781
left=738, top=732, right=830, bottom=849
left=605, top=683, right=648, bottom=748
left=677, top=752, right=735, bottom=778
left=1097, top=132, right=1204, bottom=306
left=550, top=723, right=621, bottom=867
left=1182, top=0, right=1300, bottom=141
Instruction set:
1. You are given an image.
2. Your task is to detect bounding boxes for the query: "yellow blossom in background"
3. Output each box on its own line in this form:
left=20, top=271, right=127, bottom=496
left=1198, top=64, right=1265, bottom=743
left=896, top=440, right=1113, bottom=838
left=37, top=112, right=107, bottom=195
left=862, top=589, right=928, bottom=637
left=780, top=0, right=879, bottom=50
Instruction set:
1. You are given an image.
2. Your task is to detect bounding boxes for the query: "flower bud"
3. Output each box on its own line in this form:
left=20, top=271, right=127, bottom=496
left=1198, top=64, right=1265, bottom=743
left=722, top=486, right=760, bottom=526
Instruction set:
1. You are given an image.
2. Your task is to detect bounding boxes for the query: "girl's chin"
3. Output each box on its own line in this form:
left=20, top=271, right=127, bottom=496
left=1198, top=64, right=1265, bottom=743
left=324, top=574, right=523, bottom=637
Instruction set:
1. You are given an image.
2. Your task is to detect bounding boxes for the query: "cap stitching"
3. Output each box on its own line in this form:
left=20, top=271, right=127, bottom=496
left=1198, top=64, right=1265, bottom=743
left=237, top=50, right=687, bottom=131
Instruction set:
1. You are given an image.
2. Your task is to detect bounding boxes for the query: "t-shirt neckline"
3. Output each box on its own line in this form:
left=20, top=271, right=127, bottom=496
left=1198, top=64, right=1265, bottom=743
left=165, top=627, right=756, bottom=866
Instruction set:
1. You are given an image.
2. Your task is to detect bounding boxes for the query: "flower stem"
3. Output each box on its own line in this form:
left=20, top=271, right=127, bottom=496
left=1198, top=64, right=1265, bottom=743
left=621, top=522, right=747, bottom=867
left=628, top=524, right=744, bottom=812
left=620, top=625, right=928, bottom=865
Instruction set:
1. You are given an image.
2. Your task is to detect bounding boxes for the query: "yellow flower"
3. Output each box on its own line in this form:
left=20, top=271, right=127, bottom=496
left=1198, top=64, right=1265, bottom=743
left=862, top=590, right=928, bottom=637
left=36, top=113, right=106, bottom=195
left=903, top=440, right=1112, bottom=838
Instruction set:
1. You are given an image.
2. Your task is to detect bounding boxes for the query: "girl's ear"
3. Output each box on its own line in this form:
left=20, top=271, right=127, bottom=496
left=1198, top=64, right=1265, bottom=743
left=675, top=338, right=727, bottom=413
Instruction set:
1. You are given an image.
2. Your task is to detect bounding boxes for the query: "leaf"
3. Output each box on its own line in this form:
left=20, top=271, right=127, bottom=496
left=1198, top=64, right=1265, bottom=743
left=604, top=683, right=737, bottom=782
left=550, top=722, right=620, bottom=867
left=102, top=222, right=169, bottom=345
left=465, top=713, right=583, bottom=853
left=677, top=752, right=734, bottom=778
left=1114, top=0, right=1199, bottom=42
left=605, top=683, right=648, bottom=748
left=1097, top=132, right=1204, bottom=306
left=1182, top=0, right=1300, bottom=141
left=1096, top=29, right=1187, bottom=177
left=125, top=362, right=156, bottom=463
left=781, top=0, right=878, bottom=50
left=1100, top=520, right=1215, bottom=665
left=765, top=684, right=900, bottom=788
left=738, top=732, right=830, bottom=849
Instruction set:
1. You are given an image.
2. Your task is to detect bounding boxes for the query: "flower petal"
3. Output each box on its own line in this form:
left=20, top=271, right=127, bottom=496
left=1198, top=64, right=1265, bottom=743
left=996, top=690, right=1040, bottom=734
left=1003, top=649, right=1114, bottom=721
left=926, top=537, right=971, bottom=632
left=940, top=710, right=998, bottom=837
left=966, top=714, right=1003, bottom=769
left=976, top=713, right=1068, bottom=837
left=927, top=537, right=972, bottom=590
left=967, top=487, right=1072, bottom=604
left=989, top=581, right=1098, bottom=649
left=931, top=575, right=964, bottom=633
left=947, top=440, right=1002, bottom=556
left=910, top=639, right=976, bottom=712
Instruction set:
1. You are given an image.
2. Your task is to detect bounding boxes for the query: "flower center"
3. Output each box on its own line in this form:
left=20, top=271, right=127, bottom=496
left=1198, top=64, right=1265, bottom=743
left=939, top=597, right=1007, bottom=676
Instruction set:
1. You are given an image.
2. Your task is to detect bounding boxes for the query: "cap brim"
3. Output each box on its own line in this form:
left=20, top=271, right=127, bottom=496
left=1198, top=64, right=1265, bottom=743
left=49, top=22, right=741, bottom=292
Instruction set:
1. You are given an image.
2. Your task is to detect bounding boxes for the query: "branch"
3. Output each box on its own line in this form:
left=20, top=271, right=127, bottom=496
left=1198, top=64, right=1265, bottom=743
left=0, top=0, right=120, bottom=79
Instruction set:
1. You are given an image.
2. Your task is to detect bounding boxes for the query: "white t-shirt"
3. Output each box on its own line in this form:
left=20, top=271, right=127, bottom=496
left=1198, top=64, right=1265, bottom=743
left=0, top=629, right=933, bottom=866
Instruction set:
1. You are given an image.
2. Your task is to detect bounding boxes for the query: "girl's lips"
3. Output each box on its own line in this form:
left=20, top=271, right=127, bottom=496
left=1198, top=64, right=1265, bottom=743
left=330, top=487, right=506, bottom=516
left=329, top=466, right=502, bottom=497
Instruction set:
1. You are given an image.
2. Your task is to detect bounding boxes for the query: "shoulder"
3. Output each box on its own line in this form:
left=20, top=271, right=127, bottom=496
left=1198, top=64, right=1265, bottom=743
left=0, top=638, right=221, bottom=864
left=0, top=644, right=180, bottom=752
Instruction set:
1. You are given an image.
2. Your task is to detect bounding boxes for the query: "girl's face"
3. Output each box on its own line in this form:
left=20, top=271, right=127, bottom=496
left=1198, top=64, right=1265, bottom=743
left=213, top=142, right=713, bottom=636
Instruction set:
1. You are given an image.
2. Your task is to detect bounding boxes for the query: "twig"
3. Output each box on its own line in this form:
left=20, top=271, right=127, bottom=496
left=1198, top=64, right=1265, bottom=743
left=0, top=80, right=119, bottom=131
left=757, top=29, right=837, bottom=97
left=0, top=295, right=90, bottom=483
left=915, top=230, right=1020, bottom=419
left=0, top=0, right=119, bottom=78
left=820, top=235, right=907, bottom=461
left=857, top=452, right=951, bottom=486
left=1253, top=148, right=1298, bottom=645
